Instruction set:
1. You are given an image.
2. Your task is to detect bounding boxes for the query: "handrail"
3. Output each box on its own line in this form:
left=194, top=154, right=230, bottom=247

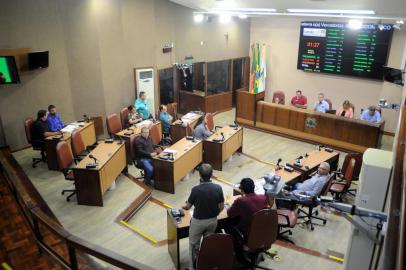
left=0, top=147, right=152, bottom=270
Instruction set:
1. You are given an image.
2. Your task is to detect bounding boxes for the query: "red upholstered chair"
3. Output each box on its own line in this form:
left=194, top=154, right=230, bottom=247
left=186, top=123, right=194, bottom=136
left=106, top=113, right=122, bottom=138
left=120, top=107, right=129, bottom=129
left=196, top=234, right=234, bottom=270
left=238, top=209, right=278, bottom=270
left=272, top=91, right=285, bottom=105
left=277, top=206, right=298, bottom=244
left=329, top=158, right=356, bottom=200
left=56, top=141, right=76, bottom=202
left=24, top=117, right=46, bottom=168
left=205, top=113, right=214, bottom=131
left=149, top=124, right=162, bottom=146
left=129, top=135, right=145, bottom=181
left=342, top=153, right=363, bottom=180
left=71, top=130, right=94, bottom=163
left=167, top=102, right=178, bottom=120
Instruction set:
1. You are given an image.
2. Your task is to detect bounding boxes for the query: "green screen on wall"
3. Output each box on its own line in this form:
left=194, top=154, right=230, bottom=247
left=0, top=56, right=20, bottom=84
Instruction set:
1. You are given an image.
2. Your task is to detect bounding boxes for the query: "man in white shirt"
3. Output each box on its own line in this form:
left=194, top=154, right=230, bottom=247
left=313, top=93, right=330, bottom=113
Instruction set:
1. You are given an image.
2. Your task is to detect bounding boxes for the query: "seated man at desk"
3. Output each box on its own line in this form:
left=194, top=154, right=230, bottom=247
left=284, top=162, right=330, bottom=197
left=193, top=116, right=213, bottom=140
left=31, top=109, right=62, bottom=158
left=46, top=105, right=64, bottom=132
left=227, top=178, right=273, bottom=238
left=182, top=164, right=224, bottom=270
left=134, top=91, right=151, bottom=120
left=313, top=93, right=330, bottom=113
left=135, top=127, right=158, bottom=186
left=361, top=106, right=382, bottom=123
left=159, top=105, right=173, bottom=137
left=291, top=90, right=308, bottom=108
left=126, top=105, right=142, bottom=128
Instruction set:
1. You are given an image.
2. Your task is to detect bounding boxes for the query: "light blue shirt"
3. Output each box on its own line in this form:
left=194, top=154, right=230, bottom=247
left=293, top=174, right=328, bottom=197
left=361, top=110, right=381, bottom=123
left=159, top=112, right=172, bottom=134
left=314, top=100, right=330, bottom=113
left=134, top=98, right=150, bottom=120
left=193, top=123, right=212, bottom=140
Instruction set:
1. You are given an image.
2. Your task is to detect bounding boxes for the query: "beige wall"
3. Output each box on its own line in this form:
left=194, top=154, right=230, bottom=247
left=0, top=0, right=250, bottom=150
left=250, top=17, right=406, bottom=133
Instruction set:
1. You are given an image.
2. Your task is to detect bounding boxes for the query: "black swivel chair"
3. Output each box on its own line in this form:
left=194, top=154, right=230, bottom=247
left=24, top=117, right=46, bottom=168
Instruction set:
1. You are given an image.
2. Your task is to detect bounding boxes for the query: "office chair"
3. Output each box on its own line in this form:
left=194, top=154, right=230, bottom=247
left=186, top=123, right=194, bottom=136
left=324, top=98, right=333, bottom=110
left=167, top=102, right=178, bottom=120
left=329, top=158, right=356, bottom=200
left=120, top=107, right=129, bottom=129
left=205, top=113, right=215, bottom=131
left=276, top=198, right=298, bottom=244
left=106, top=113, right=122, bottom=138
left=342, top=153, right=363, bottom=180
left=296, top=174, right=334, bottom=231
left=129, top=135, right=145, bottom=181
left=272, top=91, right=285, bottom=105
left=55, top=141, right=76, bottom=202
left=24, top=117, right=46, bottom=168
left=236, top=209, right=278, bottom=270
left=71, top=130, right=96, bottom=163
left=196, top=233, right=234, bottom=270
left=149, top=123, right=170, bottom=149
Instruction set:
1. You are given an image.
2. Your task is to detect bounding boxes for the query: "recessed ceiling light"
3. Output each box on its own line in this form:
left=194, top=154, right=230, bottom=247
left=287, top=9, right=375, bottom=15
left=193, top=14, right=204, bottom=23
left=239, top=14, right=248, bottom=19
left=219, top=13, right=231, bottom=24
left=396, top=20, right=404, bottom=24
left=213, top=8, right=276, bottom=13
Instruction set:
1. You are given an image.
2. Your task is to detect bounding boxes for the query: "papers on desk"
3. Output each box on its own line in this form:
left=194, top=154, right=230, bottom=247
left=163, top=148, right=178, bottom=158
left=235, top=178, right=285, bottom=196
left=61, top=123, right=81, bottom=133
left=136, top=120, right=153, bottom=127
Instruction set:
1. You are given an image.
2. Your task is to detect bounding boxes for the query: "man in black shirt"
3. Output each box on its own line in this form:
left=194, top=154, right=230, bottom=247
left=31, top=109, right=62, bottom=159
left=134, top=127, right=158, bottom=186
left=182, top=163, right=224, bottom=269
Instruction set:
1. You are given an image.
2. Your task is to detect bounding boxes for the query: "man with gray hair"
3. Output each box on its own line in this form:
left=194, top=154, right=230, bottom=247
left=182, top=163, right=224, bottom=269
left=291, top=161, right=330, bottom=197
left=361, top=105, right=382, bottom=123
left=313, top=93, right=330, bottom=113
left=135, top=126, right=157, bottom=186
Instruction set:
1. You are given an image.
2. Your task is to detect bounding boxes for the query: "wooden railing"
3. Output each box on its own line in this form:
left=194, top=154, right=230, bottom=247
left=0, top=147, right=153, bottom=270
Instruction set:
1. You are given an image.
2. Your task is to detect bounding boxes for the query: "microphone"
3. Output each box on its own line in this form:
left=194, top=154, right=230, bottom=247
left=221, top=132, right=225, bottom=141
left=297, top=155, right=303, bottom=160
left=89, top=154, right=99, bottom=164
left=305, top=153, right=309, bottom=158
left=276, top=158, right=282, bottom=169
left=83, top=114, right=89, bottom=122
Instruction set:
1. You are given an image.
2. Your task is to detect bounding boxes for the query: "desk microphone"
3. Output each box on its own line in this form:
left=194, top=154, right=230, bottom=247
left=305, top=153, right=309, bottom=158
left=221, top=132, right=225, bottom=141
left=276, top=158, right=282, bottom=169
left=297, top=155, right=303, bottom=160
left=89, top=154, right=99, bottom=164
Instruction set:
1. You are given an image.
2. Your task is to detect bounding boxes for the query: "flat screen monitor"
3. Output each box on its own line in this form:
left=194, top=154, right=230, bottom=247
left=0, top=56, right=20, bottom=84
left=28, top=51, right=49, bottom=69
left=383, top=67, right=404, bottom=86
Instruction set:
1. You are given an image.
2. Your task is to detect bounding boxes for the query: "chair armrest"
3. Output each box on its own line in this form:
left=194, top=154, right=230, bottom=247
left=277, top=212, right=291, bottom=227
left=214, top=126, right=223, bottom=130
left=275, top=197, right=296, bottom=210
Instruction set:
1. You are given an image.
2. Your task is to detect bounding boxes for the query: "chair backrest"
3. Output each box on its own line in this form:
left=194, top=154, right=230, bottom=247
left=196, top=233, right=234, bottom=270
left=343, top=158, right=356, bottom=186
left=149, top=124, right=161, bottom=145
left=186, top=123, right=194, bottom=136
left=167, top=102, right=178, bottom=120
left=56, top=141, right=74, bottom=171
left=106, top=113, right=121, bottom=136
left=71, top=130, right=86, bottom=157
left=120, top=108, right=129, bottom=129
left=376, top=106, right=382, bottom=117
left=342, top=153, right=363, bottom=180
left=325, top=98, right=333, bottom=110
left=24, top=117, right=33, bottom=144
left=129, top=134, right=137, bottom=161
left=205, top=113, right=214, bottom=131
left=245, top=209, right=278, bottom=251
left=321, top=174, right=334, bottom=196
left=272, top=91, right=285, bottom=105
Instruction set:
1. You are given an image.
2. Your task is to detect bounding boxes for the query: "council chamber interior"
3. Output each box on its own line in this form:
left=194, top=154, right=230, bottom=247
left=0, top=0, right=405, bottom=270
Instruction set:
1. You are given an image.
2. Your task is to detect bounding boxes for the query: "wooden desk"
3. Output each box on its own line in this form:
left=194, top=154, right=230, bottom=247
left=255, top=101, right=385, bottom=153
left=235, top=90, right=265, bottom=126
left=170, top=112, right=201, bottom=143
left=203, top=126, right=243, bottom=170
left=153, top=138, right=203, bottom=194
left=287, top=148, right=339, bottom=180
left=167, top=197, right=236, bottom=270
left=45, top=121, right=96, bottom=170
left=72, top=141, right=126, bottom=206
left=179, top=90, right=232, bottom=115
left=115, top=121, right=162, bottom=164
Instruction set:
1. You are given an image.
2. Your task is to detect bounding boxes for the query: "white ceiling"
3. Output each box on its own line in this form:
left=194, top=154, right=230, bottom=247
left=170, top=0, right=406, bottom=18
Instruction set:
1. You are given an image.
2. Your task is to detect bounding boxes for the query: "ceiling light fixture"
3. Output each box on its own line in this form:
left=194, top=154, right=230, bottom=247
left=219, top=13, right=231, bottom=24
left=396, top=20, right=404, bottom=24
left=193, top=13, right=204, bottom=23
left=287, top=9, right=375, bottom=15
left=238, top=14, right=248, bottom=19
left=213, top=8, right=277, bottom=12
left=348, top=19, right=363, bottom=29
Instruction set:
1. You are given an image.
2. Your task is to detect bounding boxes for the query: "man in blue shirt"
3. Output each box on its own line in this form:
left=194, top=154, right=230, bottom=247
left=292, top=162, right=330, bottom=197
left=159, top=105, right=173, bottom=136
left=361, top=106, right=382, bottom=123
left=46, top=105, right=64, bottom=132
left=134, top=91, right=151, bottom=120
left=313, top=93, right=330, bottom=113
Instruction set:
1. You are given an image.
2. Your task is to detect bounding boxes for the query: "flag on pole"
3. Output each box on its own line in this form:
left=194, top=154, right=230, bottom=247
left=249, top=43, right=267, bottom=94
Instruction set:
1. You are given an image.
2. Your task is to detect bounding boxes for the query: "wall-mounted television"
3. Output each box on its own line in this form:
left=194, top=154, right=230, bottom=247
left=28, top=51, right=49, bottom=69
left=297, top=21, right=393, bottom=80
left=0, top=56, right=20, bottom=84
left=383, top=67, right=404, bottom=86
